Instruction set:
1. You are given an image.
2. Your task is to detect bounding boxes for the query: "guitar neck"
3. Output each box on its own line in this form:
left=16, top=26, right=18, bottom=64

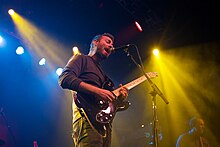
left=113, top=74, right=150, bottom=97
left=124, top=75, right=148, bottom=90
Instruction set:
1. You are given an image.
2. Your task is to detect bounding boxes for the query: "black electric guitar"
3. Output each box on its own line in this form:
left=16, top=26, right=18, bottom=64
left=75, top=72, right=158, bottom=137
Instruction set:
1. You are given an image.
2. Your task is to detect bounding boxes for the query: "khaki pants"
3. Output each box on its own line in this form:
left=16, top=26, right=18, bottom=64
left=72, top=116, right=111, bottom=147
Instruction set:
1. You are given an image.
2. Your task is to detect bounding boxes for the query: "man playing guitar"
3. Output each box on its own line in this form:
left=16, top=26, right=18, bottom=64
left=59, top=33, right=128, bottom=147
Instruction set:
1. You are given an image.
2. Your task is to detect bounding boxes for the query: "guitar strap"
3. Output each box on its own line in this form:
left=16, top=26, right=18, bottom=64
left=90, top=57, right=114, bottom=89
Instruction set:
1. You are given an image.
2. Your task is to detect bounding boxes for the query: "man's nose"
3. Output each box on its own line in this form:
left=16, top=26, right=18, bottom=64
left=109, top=44, right=113, bottom=49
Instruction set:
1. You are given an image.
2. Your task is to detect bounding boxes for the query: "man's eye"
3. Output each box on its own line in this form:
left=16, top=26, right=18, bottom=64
left=106, top=40, right=112, bottom=44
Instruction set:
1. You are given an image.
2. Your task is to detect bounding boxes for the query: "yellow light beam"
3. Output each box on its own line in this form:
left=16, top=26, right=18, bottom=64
left=9, top=11, right=69, bottom=68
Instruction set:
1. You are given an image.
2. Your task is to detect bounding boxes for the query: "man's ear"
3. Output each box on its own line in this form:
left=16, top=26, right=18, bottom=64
left=93, top=39, right=98, bottom=46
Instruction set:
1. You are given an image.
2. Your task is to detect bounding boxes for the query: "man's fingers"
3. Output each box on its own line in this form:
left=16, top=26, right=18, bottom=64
left=106, top=90, right=115, bottom=102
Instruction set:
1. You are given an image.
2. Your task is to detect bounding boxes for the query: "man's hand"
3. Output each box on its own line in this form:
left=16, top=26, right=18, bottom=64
left=118, top=84, right=129, bottom=100
left=95, top=88, right=116, bottom=102
left=78, top=82, right=128, bottom=102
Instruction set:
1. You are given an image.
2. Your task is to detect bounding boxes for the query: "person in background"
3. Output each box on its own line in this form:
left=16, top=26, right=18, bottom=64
left=176, top=117, right=210, bottom=147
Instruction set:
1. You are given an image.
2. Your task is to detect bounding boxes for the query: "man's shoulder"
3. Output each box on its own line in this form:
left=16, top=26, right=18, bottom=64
left=73, top=53, right=87, bottom=58
left=176, top=132, right=193, bottom=147
left=177, top=132, right=192, bottom=142
left=179, top=132, right=188, bottom=137
left=76, top=54, right=92, bottom=60
left=68, top=54, right=90, bottom=62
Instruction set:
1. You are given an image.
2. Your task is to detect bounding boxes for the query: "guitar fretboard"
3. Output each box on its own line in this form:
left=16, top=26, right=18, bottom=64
left=124, top=75, right=148, bottom=90
left=112, top=72, right=156, bottom=97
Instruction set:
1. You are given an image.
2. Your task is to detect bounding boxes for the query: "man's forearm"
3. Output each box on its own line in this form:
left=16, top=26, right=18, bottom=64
left=78, top=82, right=100, bottom=95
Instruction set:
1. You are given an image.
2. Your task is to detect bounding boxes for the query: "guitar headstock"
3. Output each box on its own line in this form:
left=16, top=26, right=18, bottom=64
left=146, top=72, right=158, bottom=78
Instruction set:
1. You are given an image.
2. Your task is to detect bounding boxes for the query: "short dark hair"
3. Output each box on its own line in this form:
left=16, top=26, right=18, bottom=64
left=92, top=33, right=114, bottom=42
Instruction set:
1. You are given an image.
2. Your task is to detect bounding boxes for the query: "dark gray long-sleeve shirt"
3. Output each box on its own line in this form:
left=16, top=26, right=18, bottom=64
left=59, top=54, right=106, bottom=92
left=59, top=54, right=112, bottom=124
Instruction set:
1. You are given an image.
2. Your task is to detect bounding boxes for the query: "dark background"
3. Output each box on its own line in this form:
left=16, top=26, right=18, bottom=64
left=1, top=0, right=220, bottom=146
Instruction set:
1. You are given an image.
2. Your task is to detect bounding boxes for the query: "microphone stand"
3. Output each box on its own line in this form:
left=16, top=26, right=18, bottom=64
left=123, top=46, right=169, bottom=147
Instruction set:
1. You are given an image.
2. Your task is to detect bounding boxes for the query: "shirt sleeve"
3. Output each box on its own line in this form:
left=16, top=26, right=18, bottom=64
left=58, top=54, right=84, bottom=91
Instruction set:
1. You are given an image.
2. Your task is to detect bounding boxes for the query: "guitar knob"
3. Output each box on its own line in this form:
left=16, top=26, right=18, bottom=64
left=99, top=100, right=108, bottom=109
left=99, top=100, right=104, bottom=104
left=100, top=118, right=103, bottom=122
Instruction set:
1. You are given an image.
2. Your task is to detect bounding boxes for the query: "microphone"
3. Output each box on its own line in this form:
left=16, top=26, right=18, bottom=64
left=111, top=44, right=131, bottom=52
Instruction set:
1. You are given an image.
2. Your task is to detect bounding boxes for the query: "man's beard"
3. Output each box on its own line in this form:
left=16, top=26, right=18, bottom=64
left=97, top=51, right=108, bottom=60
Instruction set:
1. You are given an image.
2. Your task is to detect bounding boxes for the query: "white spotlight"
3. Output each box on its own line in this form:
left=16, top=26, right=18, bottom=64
left=16, top=46, right=24, bottom=55
left=72, top=46, right=80, bottom=55
left=8, top=9, right=15, bottom=15
left=39, top=58, right=46, bottom=65
left=0, top=35, right=5, bottom=47
left=0, top=36, right=3, bottom=44
left=56, top=68, right=63, bottom=76
left=153, top=49, right=159, bottom=58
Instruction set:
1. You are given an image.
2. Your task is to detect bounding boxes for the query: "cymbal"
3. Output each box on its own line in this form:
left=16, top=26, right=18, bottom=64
left=0, top=138, right=5, bottom=146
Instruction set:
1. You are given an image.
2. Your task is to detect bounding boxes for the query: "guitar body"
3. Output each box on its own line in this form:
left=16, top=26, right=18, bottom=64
left=75, top=80, right=130, bottom=137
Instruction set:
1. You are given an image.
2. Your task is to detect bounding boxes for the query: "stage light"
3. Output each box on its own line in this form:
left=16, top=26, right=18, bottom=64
left=0, top=35, right=5, bottom=47
left=0, top=36, right=3, bottom=43
left=8, top=9, right=15, bottom=16
left=135, top=21, right=143, bottom=32
left=153, top=48, right=159, bottom=58
left=72, top=46, right=80, bottom=55
left=16, top=46, right=24, bottom=55
left=56, top=68, right=63, bottom=76
left=39, top=58, right=46, bottom=65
